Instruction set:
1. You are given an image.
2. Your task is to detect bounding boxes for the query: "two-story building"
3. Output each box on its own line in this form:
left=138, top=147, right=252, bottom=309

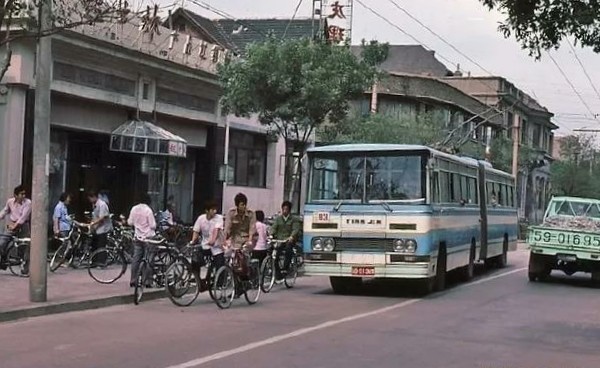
left=1, top=18, right=227, bottom=222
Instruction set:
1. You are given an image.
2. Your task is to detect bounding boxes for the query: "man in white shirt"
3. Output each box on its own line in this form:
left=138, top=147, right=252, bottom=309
left=190, top=201, right=226, bottom=286
left=128, top=193, right=156, bottom=287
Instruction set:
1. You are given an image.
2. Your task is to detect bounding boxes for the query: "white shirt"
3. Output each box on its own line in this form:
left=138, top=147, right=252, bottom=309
left=254, top=222, right=268, bottom=251
left=127, top=203, right=156, bottom=240
left=193, top=214, right=224, bottom=255
left=93, top=199, right=113, bottom=235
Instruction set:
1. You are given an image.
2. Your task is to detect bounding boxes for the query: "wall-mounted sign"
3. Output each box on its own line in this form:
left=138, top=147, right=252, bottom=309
left=321, top=0, right=353, bottom=44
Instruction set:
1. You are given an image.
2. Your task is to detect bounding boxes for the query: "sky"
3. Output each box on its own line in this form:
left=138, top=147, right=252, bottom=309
left=153, top=0, right=600, bottom=137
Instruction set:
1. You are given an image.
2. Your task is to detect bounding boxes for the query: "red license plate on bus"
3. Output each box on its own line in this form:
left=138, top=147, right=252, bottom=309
left=352, top=266, right=375, bottom=276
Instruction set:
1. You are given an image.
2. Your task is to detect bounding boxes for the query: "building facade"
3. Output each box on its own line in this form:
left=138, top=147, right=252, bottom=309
left=1, top=19, right=227, bottom=223
left=444, top=76, right=557, bottom=223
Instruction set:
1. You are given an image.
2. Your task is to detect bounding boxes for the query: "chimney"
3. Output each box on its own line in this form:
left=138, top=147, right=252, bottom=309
left=453, top=63, right=463, bottom=77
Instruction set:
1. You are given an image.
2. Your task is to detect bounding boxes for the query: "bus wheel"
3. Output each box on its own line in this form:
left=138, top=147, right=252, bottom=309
left=330, top=276, right=362, bottom=295
left=434, top=246, right=447, bottom=291
left=497, top=238, right=509, bottom=268
left=459, top=242, right=476, bottom=282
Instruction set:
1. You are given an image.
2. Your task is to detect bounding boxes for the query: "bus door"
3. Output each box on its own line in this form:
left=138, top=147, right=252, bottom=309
left=477, top=162, right=488, bottom=260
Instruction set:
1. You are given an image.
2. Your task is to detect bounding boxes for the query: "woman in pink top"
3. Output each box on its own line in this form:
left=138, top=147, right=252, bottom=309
left=251, top=210, right=269, bottom=265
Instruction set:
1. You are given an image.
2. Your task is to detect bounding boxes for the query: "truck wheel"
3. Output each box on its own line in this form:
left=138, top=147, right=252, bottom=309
left=591, top=272, right=600, bottom=287
left=330, top=276, right=362, bottom=295
left=528, top=252, right=550, bottom=282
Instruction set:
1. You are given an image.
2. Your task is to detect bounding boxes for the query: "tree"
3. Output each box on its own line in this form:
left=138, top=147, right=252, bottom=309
left=218, top=37, right=382, bottom=204
left=550, top=134, right=600, bottom=198
left=480, top=0, right=600, bottom=57
left=0, top=0, right=141, bottom=80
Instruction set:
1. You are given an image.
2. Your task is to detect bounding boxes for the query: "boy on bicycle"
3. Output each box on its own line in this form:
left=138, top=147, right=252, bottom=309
left=190, top=201, right=226, bottom=289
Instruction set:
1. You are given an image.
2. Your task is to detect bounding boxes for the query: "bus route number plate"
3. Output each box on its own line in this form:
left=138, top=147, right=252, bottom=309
left=313, top=212, right=330, bottom=223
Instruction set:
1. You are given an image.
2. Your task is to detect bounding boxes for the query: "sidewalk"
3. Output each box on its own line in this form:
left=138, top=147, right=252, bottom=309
left=0, top=266, right=164, bottom=323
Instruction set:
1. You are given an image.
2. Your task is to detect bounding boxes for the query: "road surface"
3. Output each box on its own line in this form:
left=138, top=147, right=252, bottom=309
left=2, top=247, right=600, bottom=368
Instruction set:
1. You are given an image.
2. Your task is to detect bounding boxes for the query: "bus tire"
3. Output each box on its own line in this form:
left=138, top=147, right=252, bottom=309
left=459, top=241, right=476, bottom=282
left=330, top=276, right=361, bottom=295
left=496, top=237, right=509, bottom=268
left=434, top=245, right=447, bottom=291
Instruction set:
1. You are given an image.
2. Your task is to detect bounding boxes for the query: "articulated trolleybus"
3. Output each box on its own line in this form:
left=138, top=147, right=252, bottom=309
left=303, top=144, right=518, bottom=294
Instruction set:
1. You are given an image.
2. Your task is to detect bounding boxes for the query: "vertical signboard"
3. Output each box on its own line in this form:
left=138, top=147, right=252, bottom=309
left=321, top=0, right=353, bottom=44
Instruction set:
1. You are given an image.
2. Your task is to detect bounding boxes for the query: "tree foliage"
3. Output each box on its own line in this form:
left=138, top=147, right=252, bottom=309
left=551, top=134, right=600, bottom=198
left=480, top=0, right=600, bottom=57
left=1, top=0, right=139, bottom=80
left=218, top=37, right=382, bottom=145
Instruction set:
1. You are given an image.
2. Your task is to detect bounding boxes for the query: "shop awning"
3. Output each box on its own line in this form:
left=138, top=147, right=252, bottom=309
left=110, top=120, right=187, bottom=158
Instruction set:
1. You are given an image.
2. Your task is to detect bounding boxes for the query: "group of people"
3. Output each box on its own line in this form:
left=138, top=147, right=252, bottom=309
left=0, top=184, right=302, bottom=286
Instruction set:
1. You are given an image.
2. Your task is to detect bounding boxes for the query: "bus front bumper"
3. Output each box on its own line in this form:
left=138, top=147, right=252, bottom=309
left=304, top=262, right=434, bottom=279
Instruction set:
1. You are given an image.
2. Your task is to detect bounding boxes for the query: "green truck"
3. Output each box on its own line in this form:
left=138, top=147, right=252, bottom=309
left=528, top=196, right=600, bottom=283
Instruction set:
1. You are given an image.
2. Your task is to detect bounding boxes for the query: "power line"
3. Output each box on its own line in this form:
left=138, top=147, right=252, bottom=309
left=283, top=0, right=305, bottom=39
left=386, top=0, right=495, bottom=76
left=547, top=51, right=599, bottom=123
left=354, top=0, right=458, bottom=69
left=567, top=38, right=600, bottom=103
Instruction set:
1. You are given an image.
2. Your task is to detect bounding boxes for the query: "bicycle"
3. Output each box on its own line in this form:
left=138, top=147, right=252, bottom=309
left=87, top=233, right=132, bottom=284
left=133, top=236, right=177, bottom=305
left=165, top=244, right=218, bottom=307
left=260, top=238, right=299, bottom=293
left=211, top=247, right=261, bottom=309
left=49, top=222, right=93, bottom=270
left=1, top=234, right=30, bottom=277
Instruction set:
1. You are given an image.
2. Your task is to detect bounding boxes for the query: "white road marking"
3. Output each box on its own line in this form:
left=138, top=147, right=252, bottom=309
left=164, top=267, right=527, bottom=368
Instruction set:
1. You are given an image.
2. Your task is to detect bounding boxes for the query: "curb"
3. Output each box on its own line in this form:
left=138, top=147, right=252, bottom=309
left=0, top=289, right=166, bottom=324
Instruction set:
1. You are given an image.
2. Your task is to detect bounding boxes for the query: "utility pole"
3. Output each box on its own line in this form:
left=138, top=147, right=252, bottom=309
left=29, top=0, right=52, bottom=302
left=511, top=113, right=520, bottom=179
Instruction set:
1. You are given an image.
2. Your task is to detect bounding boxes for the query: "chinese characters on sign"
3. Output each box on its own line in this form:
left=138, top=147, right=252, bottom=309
left=322, top=0, right=353, bottom=44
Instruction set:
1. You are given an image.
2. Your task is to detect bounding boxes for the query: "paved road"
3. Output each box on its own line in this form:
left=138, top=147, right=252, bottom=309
left=3, top=247, right=600, bottom=368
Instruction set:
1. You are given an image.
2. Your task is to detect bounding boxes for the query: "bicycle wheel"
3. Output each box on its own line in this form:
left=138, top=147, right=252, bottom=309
left=88, top=248, right=127, bottom=284
left=244, top=261, right=262, bottom=305
left=212, top=266, right=235, bottom=309
left=260, top=256, right=275, bottom=293
left=133, top=261, right=146, bottom=305
left=49, top=241, right=70, bottom=272
left=284, top=257, right=298, bottom=289
left=7, top=244, right=29, bottom=277
left=165, top=259, right=200, bottom=307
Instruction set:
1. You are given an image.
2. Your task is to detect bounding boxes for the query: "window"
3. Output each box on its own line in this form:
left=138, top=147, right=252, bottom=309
left=53, top=62, right=136, bottom=96
left=156, top=87, right=216, bottom=113
left=142, top=82, right=150, bottom=100
left=228, top=131, right=268, bottom=187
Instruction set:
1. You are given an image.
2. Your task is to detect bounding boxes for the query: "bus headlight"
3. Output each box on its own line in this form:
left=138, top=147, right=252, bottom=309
left=312, top=238, right=323, bottom=251
left=393, top=239, right=405, bottom=252
left=323, top=238, right=336, bottom=252
left=405, top=239, right=417, bottom=253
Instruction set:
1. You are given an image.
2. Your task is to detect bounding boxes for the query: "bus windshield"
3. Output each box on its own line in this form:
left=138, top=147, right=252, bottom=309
left=308, top=152, right=426, bottom=203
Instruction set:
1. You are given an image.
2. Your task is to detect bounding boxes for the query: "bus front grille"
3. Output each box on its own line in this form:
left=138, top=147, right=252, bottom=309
left=334, top=238, right=393, bottom=252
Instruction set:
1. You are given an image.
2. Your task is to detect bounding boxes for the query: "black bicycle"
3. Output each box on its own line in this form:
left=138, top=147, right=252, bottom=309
left=133, top=236, right=176, bottom=305
left=87, top=233, right=132, bottom=284
left=1, top=234, right=30, bottom=277
left=211, top=248, right=261, bottom=309
left=260, top=238, right=299, bottom=293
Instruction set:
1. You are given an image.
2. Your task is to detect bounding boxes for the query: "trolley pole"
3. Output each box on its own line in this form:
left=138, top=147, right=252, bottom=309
left=29, top=0, right=52, bottom=302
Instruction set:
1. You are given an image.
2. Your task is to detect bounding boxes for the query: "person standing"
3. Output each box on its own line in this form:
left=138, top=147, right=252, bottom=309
left=224, top=193, right=256, bottom=249
left=127, top=193, right=156, bottom=287
left=87, top=191, right=113, bottom=262
left=52, top=192, right=72, bottom=238
left=251, top=210, right=269, bottom=266
left=0, top=185, right=31, bottom=269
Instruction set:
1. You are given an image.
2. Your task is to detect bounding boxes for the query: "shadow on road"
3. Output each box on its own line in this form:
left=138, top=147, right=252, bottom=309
left=532, top=272, right=600, bottom=289
left=314, top=263, right=500, bottom=299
